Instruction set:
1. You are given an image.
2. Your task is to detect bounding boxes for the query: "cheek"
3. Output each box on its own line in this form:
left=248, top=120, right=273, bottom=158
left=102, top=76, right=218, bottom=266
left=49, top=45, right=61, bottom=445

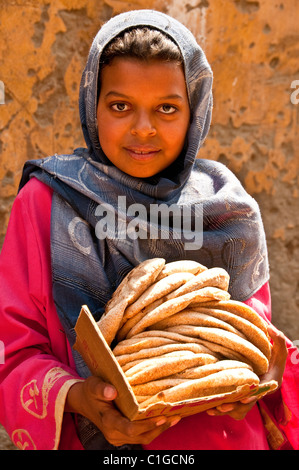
left=98, top=115, right=127, bottom=142
left=98, top=117, right=119, bottom=153
left=164, top=123, right=188, bottom=152
left=98, top=114, right=111, bottom=137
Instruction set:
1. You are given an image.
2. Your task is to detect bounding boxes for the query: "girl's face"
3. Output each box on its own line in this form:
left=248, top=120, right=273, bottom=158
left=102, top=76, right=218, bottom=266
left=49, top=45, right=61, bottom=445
left=97, top=57, right=190, bottom=178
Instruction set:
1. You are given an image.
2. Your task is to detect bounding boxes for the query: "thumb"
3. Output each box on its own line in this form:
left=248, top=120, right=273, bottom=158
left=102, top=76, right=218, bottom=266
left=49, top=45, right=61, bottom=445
left=102, top=383, right=118, bottom=400
left=260, top=324, right=288, bottom=387
left=267, top=324, right=288, bottom=363
left=86, top=376, right=118, bottom=401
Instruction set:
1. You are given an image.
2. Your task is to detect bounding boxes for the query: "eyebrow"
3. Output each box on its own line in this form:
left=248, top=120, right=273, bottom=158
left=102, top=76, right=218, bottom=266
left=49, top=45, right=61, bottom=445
left=104, top=91, right=131, bottom=98
left=104, top=91, right=184, bottom=101
left=160, top=94, right=184, bottom=101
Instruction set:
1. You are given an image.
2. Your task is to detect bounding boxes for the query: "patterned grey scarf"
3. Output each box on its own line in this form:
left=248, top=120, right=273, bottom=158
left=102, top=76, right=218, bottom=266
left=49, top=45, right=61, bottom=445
left=19, top=10, right=269, bottom=449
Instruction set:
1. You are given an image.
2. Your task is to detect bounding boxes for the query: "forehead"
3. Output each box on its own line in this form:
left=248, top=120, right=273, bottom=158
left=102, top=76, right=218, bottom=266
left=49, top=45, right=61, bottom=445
left=99, top=57, right=188, bottom=98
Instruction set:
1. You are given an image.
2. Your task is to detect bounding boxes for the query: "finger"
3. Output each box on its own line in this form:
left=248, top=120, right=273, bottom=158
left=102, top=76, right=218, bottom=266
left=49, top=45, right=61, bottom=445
left=86, top=376, right=117, bottom=401
left=103, top=411, right=180, bottom=446
left=216, top=403, right=235, bottom=412
left=225, top=400, right=257, bottom=420
left=259, top=325, right=288, bottom=388
left=267, top=324, right=288, bottom=358
left=104, top=406, right=174, bottom=437
left=127, top=415, right=181, bottom=436
left=206, top=400, right=257, bottom=420
left=136, top=416, right=182, bottom=446
left=240, top=395, right=258, bottom=404
left=267, top=324, right=288, bottom=370
left=103, top=384, right=118, bottom=400
left=206, top=408, right=219, bottom=416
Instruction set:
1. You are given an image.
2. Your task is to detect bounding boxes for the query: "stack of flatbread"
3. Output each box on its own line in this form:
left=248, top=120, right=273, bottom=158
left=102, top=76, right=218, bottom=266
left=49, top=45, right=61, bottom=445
left=97, top=258, right=272, bottom=407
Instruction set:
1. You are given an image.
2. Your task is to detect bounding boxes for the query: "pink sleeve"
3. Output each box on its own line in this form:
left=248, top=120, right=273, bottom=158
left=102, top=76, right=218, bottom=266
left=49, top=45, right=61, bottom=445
left=0, top=179, right=83, bottom=450
left=243, top=281, right=272, bottom=323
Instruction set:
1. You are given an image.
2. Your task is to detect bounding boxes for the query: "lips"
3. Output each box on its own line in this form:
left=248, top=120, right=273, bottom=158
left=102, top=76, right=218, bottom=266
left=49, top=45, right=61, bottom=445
left=125, top=146, right=161, bottom=161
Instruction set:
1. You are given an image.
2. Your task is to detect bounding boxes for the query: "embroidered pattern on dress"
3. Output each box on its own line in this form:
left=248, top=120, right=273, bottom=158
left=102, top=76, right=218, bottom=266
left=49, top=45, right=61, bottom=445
left=11, top=429, right=36, bottom=450
left=20, top=367, right=72, bottom=419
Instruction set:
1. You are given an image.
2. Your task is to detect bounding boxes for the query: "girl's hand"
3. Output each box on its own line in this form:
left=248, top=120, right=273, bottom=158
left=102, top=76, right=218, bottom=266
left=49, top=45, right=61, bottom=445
left=259, top=323, right=288, bottom=388
left=206, top=323, right=288, bottom=421
left=65, top=375, right=180, bottom=446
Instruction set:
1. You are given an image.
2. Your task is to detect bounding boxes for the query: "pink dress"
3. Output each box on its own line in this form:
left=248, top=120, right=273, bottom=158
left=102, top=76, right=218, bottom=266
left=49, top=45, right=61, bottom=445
left=0, top=178, right=298, bottom=450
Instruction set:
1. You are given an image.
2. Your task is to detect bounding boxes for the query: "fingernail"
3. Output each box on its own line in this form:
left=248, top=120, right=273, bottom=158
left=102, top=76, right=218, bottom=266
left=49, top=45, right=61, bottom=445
left=104, top=385, right=116, bottom=399
left=155, top=417, right=167, bottom=426
left=170, top=417, right=181, bottom=427
left=240, top=396, right=257, bottom=404
left=217, top=403, right=234, bottom=412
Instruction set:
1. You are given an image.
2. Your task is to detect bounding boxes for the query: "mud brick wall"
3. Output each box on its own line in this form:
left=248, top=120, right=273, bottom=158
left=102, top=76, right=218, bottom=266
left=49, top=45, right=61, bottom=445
left=0, top=0, right=298, bottom=451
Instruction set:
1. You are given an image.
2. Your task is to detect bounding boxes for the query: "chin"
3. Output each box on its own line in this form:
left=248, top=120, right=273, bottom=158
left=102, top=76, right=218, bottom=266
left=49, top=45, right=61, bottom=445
left=125, top=168, right=159, bottom=179
left=129, top=171, right=157, bottom=178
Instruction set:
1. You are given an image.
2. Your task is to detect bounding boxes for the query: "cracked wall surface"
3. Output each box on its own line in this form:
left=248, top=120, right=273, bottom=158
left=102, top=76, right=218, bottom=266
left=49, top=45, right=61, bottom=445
left=0, top=0, right=298, bottom=451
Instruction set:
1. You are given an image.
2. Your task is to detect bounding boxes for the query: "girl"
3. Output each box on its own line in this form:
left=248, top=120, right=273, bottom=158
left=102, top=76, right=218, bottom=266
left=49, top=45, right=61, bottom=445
left=0, top=9, right=298, bottom=450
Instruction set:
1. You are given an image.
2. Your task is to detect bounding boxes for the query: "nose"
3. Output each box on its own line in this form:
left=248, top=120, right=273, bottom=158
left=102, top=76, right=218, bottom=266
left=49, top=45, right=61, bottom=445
left=130, top=110, right=156, bottom=137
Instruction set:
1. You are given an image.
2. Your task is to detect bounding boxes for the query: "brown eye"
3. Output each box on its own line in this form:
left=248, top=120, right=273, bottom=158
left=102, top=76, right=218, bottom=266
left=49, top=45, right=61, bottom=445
left=111, top=103, right=129, bottom=112
left=159, top=104, right=177, bottom=114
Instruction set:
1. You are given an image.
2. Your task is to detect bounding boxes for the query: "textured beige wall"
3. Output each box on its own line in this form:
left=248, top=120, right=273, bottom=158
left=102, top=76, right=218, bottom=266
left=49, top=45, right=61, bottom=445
left=0, top=0, right=298, bottom=450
